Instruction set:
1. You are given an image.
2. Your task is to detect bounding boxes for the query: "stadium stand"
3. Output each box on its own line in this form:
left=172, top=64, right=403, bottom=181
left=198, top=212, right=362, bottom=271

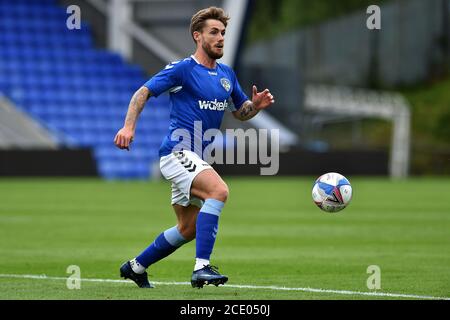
left=0, top=0, right=170, bottom=179
left=0, top=95, right=58, bottom=149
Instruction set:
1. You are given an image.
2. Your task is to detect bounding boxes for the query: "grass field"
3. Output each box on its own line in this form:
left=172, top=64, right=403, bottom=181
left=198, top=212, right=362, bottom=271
left=0, top=177, right=449, bottom=300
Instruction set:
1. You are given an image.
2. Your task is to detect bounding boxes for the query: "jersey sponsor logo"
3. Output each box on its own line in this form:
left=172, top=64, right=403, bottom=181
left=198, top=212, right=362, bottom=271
left=220, top=78, right=231, bottom=92
left=198, top=99, right=228, bottom=111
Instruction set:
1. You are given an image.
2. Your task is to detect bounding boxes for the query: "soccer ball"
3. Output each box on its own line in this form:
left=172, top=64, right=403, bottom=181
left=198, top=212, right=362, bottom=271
left=312, top=172, right=352, bottom=213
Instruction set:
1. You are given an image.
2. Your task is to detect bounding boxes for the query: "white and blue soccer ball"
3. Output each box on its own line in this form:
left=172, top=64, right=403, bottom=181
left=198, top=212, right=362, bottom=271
left=312, top=172, right=352, bottom=213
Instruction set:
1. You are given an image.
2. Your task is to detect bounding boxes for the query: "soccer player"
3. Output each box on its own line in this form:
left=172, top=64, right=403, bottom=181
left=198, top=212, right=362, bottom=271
left=114, top=7, right=274, bottom=288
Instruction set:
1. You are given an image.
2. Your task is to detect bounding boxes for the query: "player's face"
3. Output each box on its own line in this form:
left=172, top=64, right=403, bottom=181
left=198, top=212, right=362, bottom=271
left=199, top=19, right=225, bottom=60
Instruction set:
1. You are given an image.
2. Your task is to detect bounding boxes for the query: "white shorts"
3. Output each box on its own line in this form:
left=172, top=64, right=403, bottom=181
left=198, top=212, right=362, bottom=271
left=159, top=150, right=213, bottom=207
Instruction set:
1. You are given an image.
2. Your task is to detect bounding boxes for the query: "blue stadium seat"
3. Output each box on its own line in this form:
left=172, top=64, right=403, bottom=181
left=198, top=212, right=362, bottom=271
left=0, top=0, right=168, bottom=179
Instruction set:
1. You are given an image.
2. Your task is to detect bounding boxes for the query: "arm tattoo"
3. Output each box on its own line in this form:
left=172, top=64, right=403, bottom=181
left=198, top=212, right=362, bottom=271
left=236, top=101, right=259, bottom=121
left=124, top=86, right=151, bottom=130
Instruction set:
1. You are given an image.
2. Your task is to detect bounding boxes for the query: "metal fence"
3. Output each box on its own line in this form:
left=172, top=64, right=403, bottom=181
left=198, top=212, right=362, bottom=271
left=235, top=0, right=447, bottom=177
left=241, top=0, right=449, bottom=88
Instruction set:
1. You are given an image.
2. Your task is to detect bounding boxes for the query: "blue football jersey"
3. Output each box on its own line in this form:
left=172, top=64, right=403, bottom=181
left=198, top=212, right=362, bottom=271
left=144, top=56, right=249, bottom=158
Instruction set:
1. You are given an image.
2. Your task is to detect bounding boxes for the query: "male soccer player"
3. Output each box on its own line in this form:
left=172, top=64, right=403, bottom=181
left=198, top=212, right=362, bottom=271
left=114, top=7, right=274, bottom=289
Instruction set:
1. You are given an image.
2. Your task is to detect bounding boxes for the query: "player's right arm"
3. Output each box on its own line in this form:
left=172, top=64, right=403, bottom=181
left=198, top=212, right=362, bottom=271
left=114, top=86, right=152, bottom=150
left=114, top=59, right=186, bottom=150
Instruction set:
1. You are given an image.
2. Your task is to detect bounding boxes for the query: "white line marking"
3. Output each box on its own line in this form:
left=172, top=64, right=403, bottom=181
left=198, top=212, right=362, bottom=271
left=0, top=273, right=448, bottom=300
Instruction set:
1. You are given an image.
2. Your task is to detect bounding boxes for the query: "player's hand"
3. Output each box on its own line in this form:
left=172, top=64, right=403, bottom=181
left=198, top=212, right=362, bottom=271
left=114, top=127, right=134, bottom=151
left=252, top=85, right=275, bottom=111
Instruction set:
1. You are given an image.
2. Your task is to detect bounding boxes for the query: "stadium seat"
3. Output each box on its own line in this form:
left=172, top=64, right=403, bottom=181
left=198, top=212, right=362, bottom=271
left=0, top=0, right=170, bottom=179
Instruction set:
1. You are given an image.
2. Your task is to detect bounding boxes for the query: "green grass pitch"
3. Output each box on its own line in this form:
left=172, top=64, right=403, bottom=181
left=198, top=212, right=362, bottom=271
left=0, top=177, right=449, bottom=300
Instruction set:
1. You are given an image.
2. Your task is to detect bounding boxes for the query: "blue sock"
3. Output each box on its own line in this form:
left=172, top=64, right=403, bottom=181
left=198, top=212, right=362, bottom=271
left=136, top=226, right=188, bottom=268
left=196, top=199, right=225, bottom=260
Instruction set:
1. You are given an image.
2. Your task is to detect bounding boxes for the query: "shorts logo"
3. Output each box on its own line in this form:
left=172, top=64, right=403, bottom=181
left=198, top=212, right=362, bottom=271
left=175, top=151, right=197, bottom=172
left=220, top=78, right=231, bottom=92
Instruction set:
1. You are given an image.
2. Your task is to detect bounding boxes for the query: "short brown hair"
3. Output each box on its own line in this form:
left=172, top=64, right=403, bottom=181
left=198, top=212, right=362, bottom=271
left=190, top=7, right=230, bottom=43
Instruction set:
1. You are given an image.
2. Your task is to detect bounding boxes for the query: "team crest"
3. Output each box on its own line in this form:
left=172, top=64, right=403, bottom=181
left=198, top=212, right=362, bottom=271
left=220, top=78, right=231, bottom=92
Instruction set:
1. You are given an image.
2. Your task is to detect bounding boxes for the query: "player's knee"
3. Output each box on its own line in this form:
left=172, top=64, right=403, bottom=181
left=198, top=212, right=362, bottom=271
left=185, top=229, right=196, bottom=241
left=211, top=184, right=229, bottom=203
left=178, top=223, right=196, bottom=241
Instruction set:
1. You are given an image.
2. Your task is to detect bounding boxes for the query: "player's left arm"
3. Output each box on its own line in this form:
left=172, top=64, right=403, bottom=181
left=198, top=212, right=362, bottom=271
left=232, top=85, right=275, bottom=121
